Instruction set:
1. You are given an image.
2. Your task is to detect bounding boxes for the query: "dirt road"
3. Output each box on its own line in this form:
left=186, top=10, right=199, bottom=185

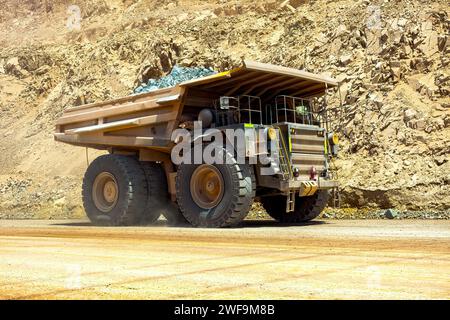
left=0, top=219, right=449, bottom=299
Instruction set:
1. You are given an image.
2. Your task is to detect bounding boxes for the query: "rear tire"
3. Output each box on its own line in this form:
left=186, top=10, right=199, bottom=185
left=139, top=162, right=166, bottom=224
left=176, top=149, right=255, bottom=228
left=139, top=162, right=188, bottom=226
left=82, top=154, right=148, bottom=226
left=261, top=190, right=329, bottom=223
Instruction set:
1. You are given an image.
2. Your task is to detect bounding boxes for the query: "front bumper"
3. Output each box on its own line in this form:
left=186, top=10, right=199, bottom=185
left=279, top=178, right=339, bottom=196
left=286, top=178, right=338, bottom=190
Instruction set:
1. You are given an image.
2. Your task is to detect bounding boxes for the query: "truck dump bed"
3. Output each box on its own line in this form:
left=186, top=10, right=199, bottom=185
left=54, top=61, right=338, bottom=152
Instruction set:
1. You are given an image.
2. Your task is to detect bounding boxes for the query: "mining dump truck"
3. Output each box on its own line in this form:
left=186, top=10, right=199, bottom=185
left=54, top=61, right=340, bottom=227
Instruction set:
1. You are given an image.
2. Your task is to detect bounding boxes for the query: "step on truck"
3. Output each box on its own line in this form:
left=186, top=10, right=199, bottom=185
left=54, top=61, right=340, bottom=227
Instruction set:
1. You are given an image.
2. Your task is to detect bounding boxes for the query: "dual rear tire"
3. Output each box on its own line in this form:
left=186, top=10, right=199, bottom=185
left=82, top=155, right=167, bottom=226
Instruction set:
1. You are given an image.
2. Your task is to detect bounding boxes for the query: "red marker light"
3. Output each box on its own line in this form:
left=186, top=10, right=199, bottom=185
left=310, top=166, right=317, bottom=180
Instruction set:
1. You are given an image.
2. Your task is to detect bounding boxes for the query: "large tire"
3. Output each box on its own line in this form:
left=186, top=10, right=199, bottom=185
left=162, top=201, right=189, bottom=226
left=82, top=154, right=147, bottom=226
left=176, top=149, right=255, bottom=228
left=139, top=162, right=166, bottom=224
left=139, top=162, right=188, bottom=226
left=261, top=190, right=329, bottom=223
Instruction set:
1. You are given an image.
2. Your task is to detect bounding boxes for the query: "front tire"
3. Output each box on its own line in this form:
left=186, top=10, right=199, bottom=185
left=82, top=154, right=147, bottom=226
left=176, top=149, right=255, bottom=228
left=261, top=190, right=329, bottom=223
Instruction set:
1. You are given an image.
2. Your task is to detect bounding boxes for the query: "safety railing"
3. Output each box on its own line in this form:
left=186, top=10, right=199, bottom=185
left=264, top=95, right=328, bottom=129
left=215, top=94, right=339, bottom=130
left=215, top=95, right=262, bottom=126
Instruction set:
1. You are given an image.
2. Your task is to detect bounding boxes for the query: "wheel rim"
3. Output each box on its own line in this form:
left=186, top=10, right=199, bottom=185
left=92, top=172, right=119, bottom=212
left=190, top=165, right=224, bottom=209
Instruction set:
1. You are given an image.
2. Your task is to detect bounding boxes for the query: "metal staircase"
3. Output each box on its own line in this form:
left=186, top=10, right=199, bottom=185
left=274, top=127, right=292, bottom=181
left=328, top=158, right=341, bottom=208
left=287, top=190, right=296, bottom=212
left=273, top=127, right=296, bottom=213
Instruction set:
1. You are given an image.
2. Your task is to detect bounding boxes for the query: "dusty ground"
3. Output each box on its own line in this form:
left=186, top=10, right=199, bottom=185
left=0, top=219, right=448, bottom=299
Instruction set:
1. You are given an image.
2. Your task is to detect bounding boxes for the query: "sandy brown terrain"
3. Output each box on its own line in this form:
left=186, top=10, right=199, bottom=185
left=1, top=0, right=449, bottom=219
left=0, top=219, right=449, bottom=299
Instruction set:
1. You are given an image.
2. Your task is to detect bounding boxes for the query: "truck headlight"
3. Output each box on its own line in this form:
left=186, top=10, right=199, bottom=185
left=327, top=132, right=339, bottom=157
left=267, top=127, right=277, bottom=140
left=328, top=132, right=339, bottom=145
left=332, top=133, right=339, bottom=145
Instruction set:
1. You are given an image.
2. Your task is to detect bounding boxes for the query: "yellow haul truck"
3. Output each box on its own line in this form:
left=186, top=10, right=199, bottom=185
left=54, top=61, right=340, bottom=227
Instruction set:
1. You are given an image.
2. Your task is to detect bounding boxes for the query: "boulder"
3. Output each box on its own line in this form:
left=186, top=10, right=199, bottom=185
left=397, top=18, right=408, bottom=28
left=404, top=108, right=417, bottom=122
left=4, top=57, right=29, bottom=78
left=437, top=35, right=448, bottom=53
left=339, top=55, right=352, bottom=66
left=419, top=30, right=439, bottom=56
left=384, top=209, right=398, bottom=219
left=368, top=92, right=383, bottom=108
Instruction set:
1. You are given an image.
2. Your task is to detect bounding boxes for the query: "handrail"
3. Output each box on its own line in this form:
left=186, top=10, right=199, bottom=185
left=274, top=126, right=293, bottom=180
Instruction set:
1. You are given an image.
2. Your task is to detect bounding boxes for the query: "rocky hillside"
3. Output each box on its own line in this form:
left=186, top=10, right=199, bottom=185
left=0, top=0, right=449, bottom=219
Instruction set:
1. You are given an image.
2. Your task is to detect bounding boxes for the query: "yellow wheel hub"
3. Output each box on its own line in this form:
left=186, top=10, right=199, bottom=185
left=93, top=172, right=119, bottom=212
left=190, top=165, right=225, bottom=209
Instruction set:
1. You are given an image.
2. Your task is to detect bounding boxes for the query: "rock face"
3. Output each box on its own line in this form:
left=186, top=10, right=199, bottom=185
left=0, top=0, right=449, bottom=218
